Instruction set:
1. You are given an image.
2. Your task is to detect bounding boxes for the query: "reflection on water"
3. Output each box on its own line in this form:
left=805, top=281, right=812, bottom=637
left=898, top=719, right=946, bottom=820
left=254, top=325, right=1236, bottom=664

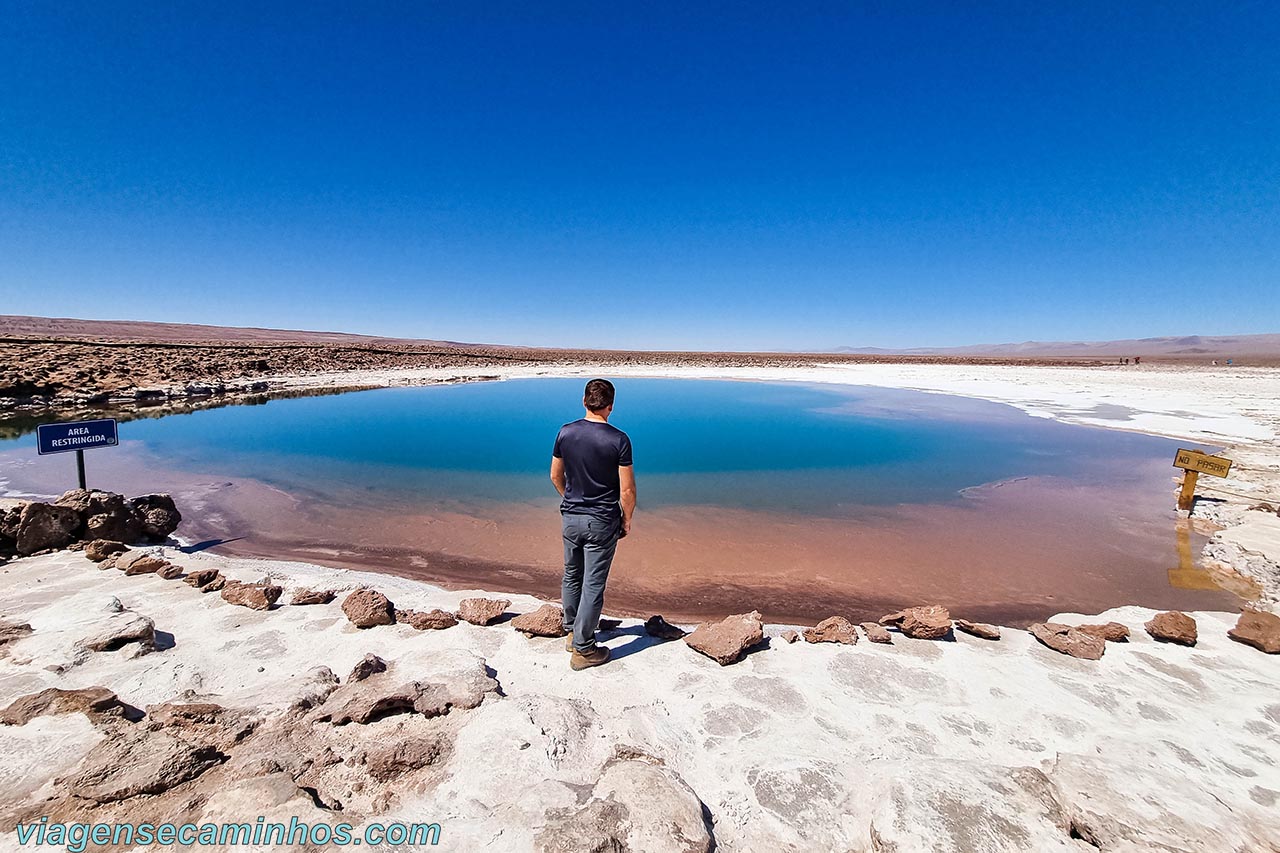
left=1167, top=518, right=1260, bottom=598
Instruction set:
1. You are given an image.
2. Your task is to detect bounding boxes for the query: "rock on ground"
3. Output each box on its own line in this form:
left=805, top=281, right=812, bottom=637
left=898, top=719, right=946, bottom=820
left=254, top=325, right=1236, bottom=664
left=183, top=568, right=221, bottom=589
left=457, top=597, right=511, bottom=625
left=955, top=619, right=1001, bottom=640
left=1076, top=621, right=1130, bottom=642
left=220, top=581, right=283, bottom=611
left=645, top=614, right=687, bottom=640
left=1145, top=611, right=1198, bottom=646
left=511, top=604, right=567, bottom=637
left=1029, top=623, right=1104, bottom=660
left=15, top=502, right=81, bottom=554
left=129, top=494, right=183, bottom=541
left=83, top=540, right=128, bottom=563
left=396, top=608, right=459, bottom=630
left=60, top=727, right=224, bottom=802
left=803, top=616, right=858, bottom=645
left=77, top=610, right=156, bottom=655
left=860, top=622, right=893, bottom=643
left=290, top=588, right=336, bottom=606
left=685, top=611, right=764, bottom=666
left=880, top=605, right=953, bottom=640
left=0, top=687, right=131, bottom=726
left=0, top=619, right=33, bottom=659
left=348, top=653, right=387, bottom=683
left=1228, top=609, right=1280, bottom=653
left=342, top=588, right=395, bottom=628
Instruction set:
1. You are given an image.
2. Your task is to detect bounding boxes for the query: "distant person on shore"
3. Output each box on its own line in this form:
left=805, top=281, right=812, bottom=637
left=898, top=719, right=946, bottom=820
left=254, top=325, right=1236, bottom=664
left=550, top=379, right=636, bottom=671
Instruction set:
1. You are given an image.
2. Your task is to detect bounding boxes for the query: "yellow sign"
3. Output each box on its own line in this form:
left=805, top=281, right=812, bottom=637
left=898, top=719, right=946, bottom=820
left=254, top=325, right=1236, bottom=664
left=1173, top=449, right=1232, bottom=478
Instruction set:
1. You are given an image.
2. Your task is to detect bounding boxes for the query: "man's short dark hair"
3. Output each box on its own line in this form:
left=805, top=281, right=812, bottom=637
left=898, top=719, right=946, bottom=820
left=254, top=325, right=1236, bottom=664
left=583, top=378, right=615, bottom=412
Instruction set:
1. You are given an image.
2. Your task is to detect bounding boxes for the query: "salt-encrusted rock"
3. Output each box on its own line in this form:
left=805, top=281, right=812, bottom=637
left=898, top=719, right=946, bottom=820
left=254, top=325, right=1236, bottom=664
left=348, top=653, right=387, bottom=683
left=116, top=551, right=169, bottom=575
left=512, top=604, right=567, bottom=637
left=880, top=605, right=953, bottom=640
left=860, top=622, right=894, bottom=644
left=684, top=610, right=764, bottom=666
left=79, top=611, right=156, bottom=654
left=0, top=686, right=129, bottom=726
left=220, top=581, right=282, bottom=611
left=1145, top=611, right=1197, bottom=646
left=60, top=728, right=224, bottom=802
left=183, top=568, right=221, bottom=589
left=314, top=661, right=496, bottom=725
left=779, top=629, right=800, bottom=643
left=290, top=588, right=336, bottom=606
left=342, top=589, right=395, bottom=628
left=129, top=493, right=182, bottom=541
left=15, top=502, right=80, bottom=554
left=84, top=539, right=128, bottom=562
left=1228, top=609, right=1280, bottom=654
left=1076, top=621, right=1130, bottom=642
left=0, top=619, right=33, bottom=659
left=955, top=619, right=1001, bottom=640
left=534, top=760, right=713, bottom=853
left=143, top=701, right=253, bottom=752
left=1029, top=622, right=1104, bottom=660
left=644, top=614, right=687, bottom=640
left=803, top=616, right=859, bottom=645
left=396, top=608, right=458, bottom=630
left=360, top=736, right=443, bottom=782
left=457, top=597, right=511, bottom=626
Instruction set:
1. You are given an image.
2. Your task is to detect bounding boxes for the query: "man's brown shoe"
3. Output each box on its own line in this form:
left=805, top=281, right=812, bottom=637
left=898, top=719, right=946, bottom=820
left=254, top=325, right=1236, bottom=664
left=565, top=634, right=574, bottom=652
left=570, top=644, right=611, bottom=670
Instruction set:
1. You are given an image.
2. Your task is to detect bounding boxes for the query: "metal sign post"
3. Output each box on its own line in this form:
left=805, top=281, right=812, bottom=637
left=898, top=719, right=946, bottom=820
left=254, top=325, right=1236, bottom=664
left=36, top=418, right=119, bottom=491
left=1172, top=448, right=1233, bottom=511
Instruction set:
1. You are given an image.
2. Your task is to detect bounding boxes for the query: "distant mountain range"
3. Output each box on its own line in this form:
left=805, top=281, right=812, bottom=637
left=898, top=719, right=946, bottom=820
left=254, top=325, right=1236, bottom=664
left=2, top=316, right=1277, bottom=358
left=829, top=334, right=1280, bottom=357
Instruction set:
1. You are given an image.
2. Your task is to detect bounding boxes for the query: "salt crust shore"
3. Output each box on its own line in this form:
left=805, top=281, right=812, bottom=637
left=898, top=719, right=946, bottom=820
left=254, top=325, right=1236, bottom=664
left=1, top=548, right=1279, bottom=852
left=1, top=362, right=1279, bottom=851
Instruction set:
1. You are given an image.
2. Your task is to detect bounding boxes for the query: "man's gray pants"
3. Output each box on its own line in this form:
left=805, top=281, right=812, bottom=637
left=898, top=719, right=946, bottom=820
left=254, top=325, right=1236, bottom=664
left=561, top=513, right=620, bottom=652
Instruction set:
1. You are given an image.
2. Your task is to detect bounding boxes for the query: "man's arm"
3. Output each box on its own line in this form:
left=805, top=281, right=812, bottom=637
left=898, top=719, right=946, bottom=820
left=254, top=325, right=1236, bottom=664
left=619, top=465, right=636, bottom=536
left=550, top=456, right=566, bottom=497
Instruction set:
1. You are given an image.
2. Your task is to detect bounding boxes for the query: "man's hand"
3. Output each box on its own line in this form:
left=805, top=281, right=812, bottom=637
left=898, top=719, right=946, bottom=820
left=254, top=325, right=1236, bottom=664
left=618, top=465, right=636, bottom=540
left=620, top=515, right=631, bottom=538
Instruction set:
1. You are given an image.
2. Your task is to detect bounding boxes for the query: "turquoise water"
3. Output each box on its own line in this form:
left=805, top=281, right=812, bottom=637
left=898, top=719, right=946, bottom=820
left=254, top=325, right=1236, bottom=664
left=1, top=378, right=1184, bottom=514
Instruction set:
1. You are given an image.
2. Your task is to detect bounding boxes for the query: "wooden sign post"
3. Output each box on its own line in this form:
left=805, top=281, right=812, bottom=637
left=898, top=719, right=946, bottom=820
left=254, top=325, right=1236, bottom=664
left=1173, top=448, right=1233, bottom=511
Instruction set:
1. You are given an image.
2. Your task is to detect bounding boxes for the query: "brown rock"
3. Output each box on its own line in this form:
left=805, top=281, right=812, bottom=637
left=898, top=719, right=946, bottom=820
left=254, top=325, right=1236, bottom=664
left=684, top=611, right=764, bottom=666
left=316, top=679, right=488, bottom=725
left=156, top=562, right=184, bottom=580
left=598, top=618, right=623, bottom=631
left=291, top=588, right=337, bottom=606
left=779, top=629, right=800, bottom=643
left=15, top=502, right=80, bottom=554
left=955, top=619, right=1001, bottom=640
left=56, top=489, right=142, bottom=543
left=644, top=614, right=687, bottom=640
left=1076, top=621, right=1130, bottom=642
left=860, top=622, right=894, bottom=644
left=97, top=552, right=121, bottom=570
left=118, top=552, right=170, bottom=575
left=220, top=581, right=282, bottom=610
left=1029, top=622, right=1105, bottom=660
left=143, top=701, right=253, bottom=752
left=342, top=589, right=396, bottom=628
left=880, top=605, right=953, bottom=640
left=803, top=616, right=859, bottom=645
left=457, top=597, right=511, bottom=626
left=396, top=608, right=458, bottom=630
left=1145, top=611, right=1197, bottom=646
left=202, top=575, right=227, bottom=593
left=1228, top=609, right=1280, bottom=654
left=129, top=493, right=183, bottom=541
left=0, top=686, right=129, bottom=726
left=511, top=604, right=567, bottom=637
left=183, top=568, right=221, bottom=589
left=348, top=653, right=388, bottom=682
left=84, top=539, right=128, bottom=562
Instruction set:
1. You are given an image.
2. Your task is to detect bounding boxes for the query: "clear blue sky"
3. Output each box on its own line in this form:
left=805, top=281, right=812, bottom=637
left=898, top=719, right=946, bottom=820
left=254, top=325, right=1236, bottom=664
left=2, top=2, right=1276, bottom=350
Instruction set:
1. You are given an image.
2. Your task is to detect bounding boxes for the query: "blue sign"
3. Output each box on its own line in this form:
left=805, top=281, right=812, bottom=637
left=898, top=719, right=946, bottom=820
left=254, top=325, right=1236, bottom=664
left=36, top=419, right=119, bottom=456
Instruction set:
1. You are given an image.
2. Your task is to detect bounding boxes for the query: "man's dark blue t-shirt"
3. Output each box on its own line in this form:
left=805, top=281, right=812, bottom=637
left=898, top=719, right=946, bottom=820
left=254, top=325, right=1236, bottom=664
left=553, top=419, right=633, bottom=521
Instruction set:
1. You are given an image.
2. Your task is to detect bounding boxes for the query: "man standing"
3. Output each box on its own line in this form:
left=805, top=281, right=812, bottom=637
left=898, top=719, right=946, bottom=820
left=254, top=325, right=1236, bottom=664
left=550, top=378, right=636, bottom=670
